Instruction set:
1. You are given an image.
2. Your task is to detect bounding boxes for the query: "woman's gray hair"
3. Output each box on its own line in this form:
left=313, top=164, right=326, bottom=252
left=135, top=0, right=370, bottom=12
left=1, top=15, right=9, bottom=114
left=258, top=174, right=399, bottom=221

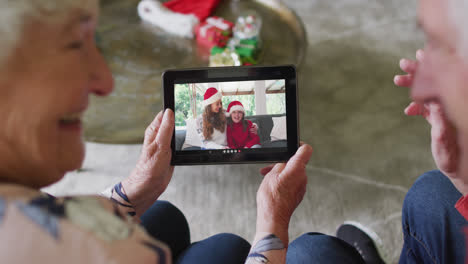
left=448, top=0, right=468, bottom=60
left=0, top=0, right=98, bottom=69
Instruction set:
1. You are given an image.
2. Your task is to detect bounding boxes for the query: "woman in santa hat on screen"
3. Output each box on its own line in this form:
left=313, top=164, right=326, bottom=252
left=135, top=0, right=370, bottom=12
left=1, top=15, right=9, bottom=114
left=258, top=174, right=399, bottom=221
left=226, top=101, right=261, bottom=149
left=196, top=87, right=228, bottom=149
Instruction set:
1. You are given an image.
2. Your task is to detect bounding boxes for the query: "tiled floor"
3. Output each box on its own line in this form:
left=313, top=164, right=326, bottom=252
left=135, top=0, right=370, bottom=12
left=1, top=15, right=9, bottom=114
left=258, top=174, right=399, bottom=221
left=44, top=0, right=432, bottom=262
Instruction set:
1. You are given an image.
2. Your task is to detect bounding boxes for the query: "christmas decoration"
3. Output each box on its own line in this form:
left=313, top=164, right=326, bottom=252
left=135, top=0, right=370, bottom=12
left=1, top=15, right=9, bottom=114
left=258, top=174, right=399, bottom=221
left=137, top=0, right=222, bottom=38
left=209, top=48, right=242, bottom=67
left=195, top=16, right=234, bottom=48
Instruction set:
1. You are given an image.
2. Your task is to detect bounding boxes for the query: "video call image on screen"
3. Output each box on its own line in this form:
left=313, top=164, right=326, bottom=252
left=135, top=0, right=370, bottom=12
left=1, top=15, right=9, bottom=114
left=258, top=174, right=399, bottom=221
left=174, top=79, right=287, bottom=152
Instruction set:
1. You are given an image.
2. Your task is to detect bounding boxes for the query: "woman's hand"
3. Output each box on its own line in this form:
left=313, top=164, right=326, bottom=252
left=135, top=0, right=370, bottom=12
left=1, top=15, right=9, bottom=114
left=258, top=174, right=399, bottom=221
left=250, top=123, right=259, bottom=134
left=254, top=144, right=313, bottom=245
left=121, top=109, right=175, bottom=217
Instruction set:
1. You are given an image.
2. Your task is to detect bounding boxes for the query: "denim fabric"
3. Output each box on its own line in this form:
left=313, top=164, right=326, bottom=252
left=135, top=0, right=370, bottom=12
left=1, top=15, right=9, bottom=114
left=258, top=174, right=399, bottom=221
left=143, top=172, right=468, bottom=264
left=141, top=201, right=251, bottom=263
left=400, top=170, right=467, bottom=264
left=140, top=202, right=363, bottom=264
left=177, top=233, right=251, bottom=264
left=287, top=233, right=365, bottom=264
left=141, top=201, right=191, bottom=261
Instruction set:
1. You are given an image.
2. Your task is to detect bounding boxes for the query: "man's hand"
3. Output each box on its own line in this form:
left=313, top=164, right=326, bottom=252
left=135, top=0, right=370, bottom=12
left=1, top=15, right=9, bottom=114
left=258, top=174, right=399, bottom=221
left=404, top=102, right=459, bottom=176
left=255, top=144, right=313, bottom=245
left=121, top=109, right=175, bottom=217
left=394, top=50, right=468, bottom=194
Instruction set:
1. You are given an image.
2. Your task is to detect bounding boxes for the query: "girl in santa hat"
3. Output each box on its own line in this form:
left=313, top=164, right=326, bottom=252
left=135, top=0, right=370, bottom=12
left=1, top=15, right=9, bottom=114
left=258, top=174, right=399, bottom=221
left=196, top=87, right=228, bottom=149
left=226, top=101, right=261, bottom=149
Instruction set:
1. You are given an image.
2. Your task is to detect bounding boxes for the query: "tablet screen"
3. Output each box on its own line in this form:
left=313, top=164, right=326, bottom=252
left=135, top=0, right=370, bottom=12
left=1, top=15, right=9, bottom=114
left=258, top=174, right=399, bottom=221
left=163, top=65, right=298, bottom=165
left=174, top=79, right=287, bottom=154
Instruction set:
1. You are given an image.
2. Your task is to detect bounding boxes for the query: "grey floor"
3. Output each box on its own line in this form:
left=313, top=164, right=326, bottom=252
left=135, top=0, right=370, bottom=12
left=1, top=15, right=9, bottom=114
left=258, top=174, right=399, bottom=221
left=43, top=0, right=433, bottom=263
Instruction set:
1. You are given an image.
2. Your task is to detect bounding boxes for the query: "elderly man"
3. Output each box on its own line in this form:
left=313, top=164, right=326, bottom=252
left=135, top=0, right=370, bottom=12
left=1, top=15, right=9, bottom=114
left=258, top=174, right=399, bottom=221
left=329, top=0, right=468, bottom=263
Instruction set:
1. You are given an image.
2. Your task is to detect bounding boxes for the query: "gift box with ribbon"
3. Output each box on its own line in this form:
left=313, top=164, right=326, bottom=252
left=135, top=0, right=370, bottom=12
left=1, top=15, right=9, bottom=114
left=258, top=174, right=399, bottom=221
left=195, top=16, right=234, bottom=48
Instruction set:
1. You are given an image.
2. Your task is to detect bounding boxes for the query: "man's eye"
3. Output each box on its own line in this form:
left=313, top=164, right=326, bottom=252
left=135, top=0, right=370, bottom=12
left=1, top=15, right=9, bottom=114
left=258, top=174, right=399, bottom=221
left=67, top=41, right=84, bottom=49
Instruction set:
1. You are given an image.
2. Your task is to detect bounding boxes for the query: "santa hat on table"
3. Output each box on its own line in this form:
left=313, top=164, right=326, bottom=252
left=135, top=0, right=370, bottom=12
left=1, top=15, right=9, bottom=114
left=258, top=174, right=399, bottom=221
left=163, top=0, right=221, bottom=21
left=137, top=0, right=221, bottom=38
left=227, top=101, right=245, bottom=115
left=203, top=87, right=223, bottom=107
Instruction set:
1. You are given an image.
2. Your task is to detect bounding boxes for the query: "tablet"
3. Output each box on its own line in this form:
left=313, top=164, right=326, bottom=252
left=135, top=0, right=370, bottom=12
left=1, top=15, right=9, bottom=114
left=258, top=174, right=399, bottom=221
left=163, top=65, right=299, bottom=165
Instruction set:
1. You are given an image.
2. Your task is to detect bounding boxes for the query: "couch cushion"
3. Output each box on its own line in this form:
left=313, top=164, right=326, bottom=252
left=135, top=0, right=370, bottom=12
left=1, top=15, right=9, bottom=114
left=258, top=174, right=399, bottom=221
left=184, top=119, right=203, bottom=148
left=270, top=116, right=287, bottom=141
left=262, top=140, right=288, bottom=148
left=245, top=114, right=285, bottom=145
left=175, top=130, right=186, bottom=151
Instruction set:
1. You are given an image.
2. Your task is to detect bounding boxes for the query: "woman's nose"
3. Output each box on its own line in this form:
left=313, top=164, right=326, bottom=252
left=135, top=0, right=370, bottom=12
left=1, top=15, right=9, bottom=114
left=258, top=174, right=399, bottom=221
left=88, top=43, right=114, bottom=96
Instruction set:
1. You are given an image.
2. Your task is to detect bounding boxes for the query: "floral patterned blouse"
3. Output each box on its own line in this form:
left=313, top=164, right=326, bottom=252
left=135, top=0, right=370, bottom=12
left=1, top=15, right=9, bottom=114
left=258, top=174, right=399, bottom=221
left=0, top=183, right=170, bottom=264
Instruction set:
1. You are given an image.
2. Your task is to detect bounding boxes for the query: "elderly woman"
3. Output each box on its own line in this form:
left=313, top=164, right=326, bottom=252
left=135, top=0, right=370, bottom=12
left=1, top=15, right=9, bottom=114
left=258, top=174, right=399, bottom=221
left=0, top=1, right=324, bottom=264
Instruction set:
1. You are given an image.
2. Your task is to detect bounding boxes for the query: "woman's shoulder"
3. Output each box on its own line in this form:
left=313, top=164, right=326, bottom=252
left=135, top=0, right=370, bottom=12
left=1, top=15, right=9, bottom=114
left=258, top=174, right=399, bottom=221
left=0, top=187, right=170, bottom=263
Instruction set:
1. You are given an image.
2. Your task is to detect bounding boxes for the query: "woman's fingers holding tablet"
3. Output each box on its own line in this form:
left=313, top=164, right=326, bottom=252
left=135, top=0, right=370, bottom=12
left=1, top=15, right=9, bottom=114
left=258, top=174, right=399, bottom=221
left=255, top=144, right=313, bottom=243
left=122, top=109, right=176, bottom=217
left=155, top=109, right=175, bottom=153
left=280, top=144, right=313, bottom=180
left=259, top=143, right=311, bottom=176
left=260, top=164, right=275, bottom=176
left=144, top=111, right=164, bottom=147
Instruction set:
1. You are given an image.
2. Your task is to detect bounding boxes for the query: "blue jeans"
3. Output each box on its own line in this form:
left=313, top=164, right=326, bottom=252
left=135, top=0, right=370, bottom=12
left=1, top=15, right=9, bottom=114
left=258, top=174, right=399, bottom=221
left=399, top=170, right=467, bottom=263
left=140, top=201, right=363, bottom=263
left=286, top=233, right=365, bottom=263
left=140, top=201, right=251, bottom=263
left=140, top=170, right=466, bottom=263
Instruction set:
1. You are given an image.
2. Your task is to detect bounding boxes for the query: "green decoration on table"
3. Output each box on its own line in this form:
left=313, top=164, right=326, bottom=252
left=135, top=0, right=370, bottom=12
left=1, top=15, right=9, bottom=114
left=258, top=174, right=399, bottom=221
left=211, top=46, right=226, bottom=55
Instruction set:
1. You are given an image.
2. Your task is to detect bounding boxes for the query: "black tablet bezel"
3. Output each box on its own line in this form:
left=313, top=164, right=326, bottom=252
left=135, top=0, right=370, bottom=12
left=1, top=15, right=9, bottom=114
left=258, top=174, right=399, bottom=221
left=163, top=65, right=299, bottom=165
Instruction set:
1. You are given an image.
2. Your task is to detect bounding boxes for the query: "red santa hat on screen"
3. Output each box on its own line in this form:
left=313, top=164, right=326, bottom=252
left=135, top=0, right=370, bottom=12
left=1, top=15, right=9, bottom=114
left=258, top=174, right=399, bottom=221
left=227, top=101, right=245, bottom=115
left=203, top=87, right=223, bottom=107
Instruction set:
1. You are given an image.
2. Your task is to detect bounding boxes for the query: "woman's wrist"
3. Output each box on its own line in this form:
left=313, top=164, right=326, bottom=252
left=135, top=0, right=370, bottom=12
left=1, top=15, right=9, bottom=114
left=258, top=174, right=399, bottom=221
left=255, top=219, right=289, bottom=246
left=121, top=175, right=161, bottom=217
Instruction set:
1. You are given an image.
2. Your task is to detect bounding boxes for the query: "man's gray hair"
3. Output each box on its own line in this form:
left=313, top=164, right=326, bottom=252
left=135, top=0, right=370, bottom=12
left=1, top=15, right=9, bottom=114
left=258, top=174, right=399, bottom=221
left=0, top=0, right=98, bottom=69
left=448, top=0, right=468, bottom=59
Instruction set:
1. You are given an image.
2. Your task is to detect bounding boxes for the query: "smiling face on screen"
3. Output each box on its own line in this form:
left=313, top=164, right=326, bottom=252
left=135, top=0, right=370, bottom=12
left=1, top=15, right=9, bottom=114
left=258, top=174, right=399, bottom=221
left=210, top=100, right=223, bottom=113
left=231, top=110, right=244, bottom=123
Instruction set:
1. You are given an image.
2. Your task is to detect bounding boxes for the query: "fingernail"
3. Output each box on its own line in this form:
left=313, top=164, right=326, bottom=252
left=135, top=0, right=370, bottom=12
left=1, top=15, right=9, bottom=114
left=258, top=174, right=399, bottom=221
left=164, top=108, right=174, bottom=120
left=399, top=59, right=406, bottom=66
left=416, top=50, right=424, bottom=60
left=404, top=107, right=410, bottom=115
